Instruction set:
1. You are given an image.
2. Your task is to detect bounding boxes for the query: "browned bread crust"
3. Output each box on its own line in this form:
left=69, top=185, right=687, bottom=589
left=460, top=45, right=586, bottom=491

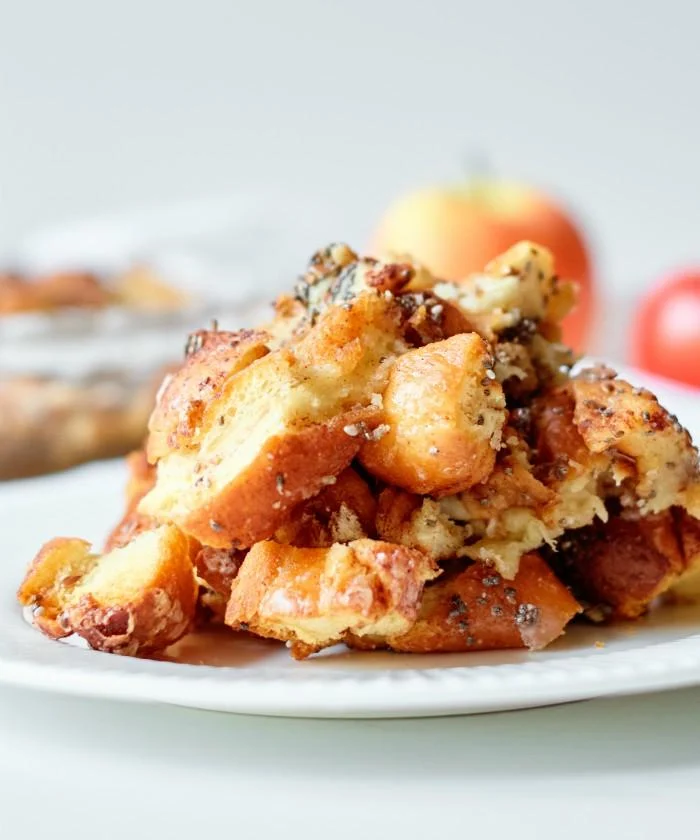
left=17, top=537, right=95, bottom=638
left=359, top=334, right=506, bottom=496
left=140, top=292, right=406, bottom=548
left=348, top=553, right=580, bottom=653
left=146, top=329, right=270, bottom=463
left=225, top=538, right=438, bottom=659
left=19, top=525, right=198, bottom=655
left=552, top=506, right=700, bottom=619
left=550, top=510, right=685, bottom=619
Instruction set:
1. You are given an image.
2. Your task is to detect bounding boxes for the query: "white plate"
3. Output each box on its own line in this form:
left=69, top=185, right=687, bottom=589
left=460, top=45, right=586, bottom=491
left=1, top=371, right=699, bottom=718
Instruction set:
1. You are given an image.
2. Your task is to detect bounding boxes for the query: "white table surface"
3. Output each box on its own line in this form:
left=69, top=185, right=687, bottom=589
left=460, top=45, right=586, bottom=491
left=1, top=681, right=699, bottom=839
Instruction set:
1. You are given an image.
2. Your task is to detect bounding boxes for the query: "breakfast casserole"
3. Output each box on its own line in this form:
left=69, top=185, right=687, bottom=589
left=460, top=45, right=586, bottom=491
left=17, top=242, right=700, bottom=659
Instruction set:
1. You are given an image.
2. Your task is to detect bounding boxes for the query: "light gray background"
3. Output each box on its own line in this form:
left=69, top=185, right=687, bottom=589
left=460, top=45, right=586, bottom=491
left=1, top=1, right=698, bottom=298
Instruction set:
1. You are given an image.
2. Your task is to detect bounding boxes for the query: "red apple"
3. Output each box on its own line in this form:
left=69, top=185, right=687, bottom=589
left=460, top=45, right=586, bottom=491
left=372, top=181, right=595, bottom=351
left=631, top=269, right=700, bottom=388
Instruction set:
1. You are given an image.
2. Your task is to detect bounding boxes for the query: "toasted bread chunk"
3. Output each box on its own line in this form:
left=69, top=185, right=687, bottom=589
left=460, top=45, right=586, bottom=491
left=19, top=526, right=198, bottom=654
left=551, top=511, right=685, bottom=620
left=360, top=334, right=506, bottom=495
left=66, top=526, right=198, bottom=655
left=147, top=329, right=270, bottom=462
left=532, top=385, right=611, bottom=530
left=17, top=537, right=95, bottom=638
left=225, top=539, right=438, bottom=659
left=570, top=370, right=699, bottom=514
left=140, top=293, right=406, bottom=548
left=349, top=553, right=580, bottom=653
left=275, top=467, right=377, bottom=547
left=433, top=242, right=575, bottom=335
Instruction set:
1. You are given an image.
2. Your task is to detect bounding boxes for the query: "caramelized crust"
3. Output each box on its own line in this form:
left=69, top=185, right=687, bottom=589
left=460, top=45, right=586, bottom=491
left=570, top=372, right=699, bottom=513
left=19, top=526, right=198, bottom=655
left=17, top=537, right=95, bottom=638
left=225, top=539, right=438, bottom=658
left=360, top=334, right=506, bottom=495
left=551, top=511, right=685, bottom=619
left=140, top=292, right=406, bottom=548
left=147, top=329, right=270, bottom=462
left=349, top=553, right=580, bottom=653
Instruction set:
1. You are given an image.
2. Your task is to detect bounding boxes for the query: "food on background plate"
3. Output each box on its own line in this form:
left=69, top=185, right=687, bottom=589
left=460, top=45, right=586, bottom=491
left=631, top=268, right=700, bottom=388
left=18, top=241, right=700, bottom=661
left=372, top=179, right=594, bottom=352
left=0, top=262, right=271, bottom=480
left=0, top=264, right=188, bottom=314
left=0, top=373, right=163, bottom=480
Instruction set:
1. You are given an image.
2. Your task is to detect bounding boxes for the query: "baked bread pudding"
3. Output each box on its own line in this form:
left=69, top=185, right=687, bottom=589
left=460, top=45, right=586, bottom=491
left=17, top=241, right=700, bottom=659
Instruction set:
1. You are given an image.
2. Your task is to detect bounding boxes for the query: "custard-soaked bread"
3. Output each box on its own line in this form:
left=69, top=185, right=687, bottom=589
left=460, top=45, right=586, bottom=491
left=550, top=510, right=686, bottom=620
left=17, top=537, right=96, bottom=638
left=375, top=487, right=466, bottom=561
left=349, top=553, right=580, bottom=653
left=147, top=329, right=270, bottom=462
left=533, top=369, right=700, bottom=522
left=434, top=241, right=575, bottom=335
left=448, top=428, right=560, bottom=578
left=275, top=466, right=377, bottom=548
left=359, top=334, right=506, bottom=496
left=433, top=242, right=576, bottom=394
left=18, top=525, right=198, bottom=654
left=570, top=370, right=699, bottom=514
left=140, top=292, right=407, bottom=549
left=225, top=539, right=438, bottom=659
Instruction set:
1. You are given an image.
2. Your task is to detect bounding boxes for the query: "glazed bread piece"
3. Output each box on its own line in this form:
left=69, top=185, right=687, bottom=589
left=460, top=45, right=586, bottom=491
left=349, top=553, right=580, bottom=653
left=432, top=242, right=576, bottom=395
left=18, top=525, right=198, bottom=655
left=550, top=510, right=686, bottom=620
left=140, top=292, right=406, bottom=549
left=533, top=369, right=700, bottom=522
left=17, top=537, right=95, bottom=638
left=359, top=333, right=506, bottom=496
left=147, top=329, right=270, bottom=462
left=225, top=539, right=439, bottom=659
left=570, top=370, right=700, bottom=515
